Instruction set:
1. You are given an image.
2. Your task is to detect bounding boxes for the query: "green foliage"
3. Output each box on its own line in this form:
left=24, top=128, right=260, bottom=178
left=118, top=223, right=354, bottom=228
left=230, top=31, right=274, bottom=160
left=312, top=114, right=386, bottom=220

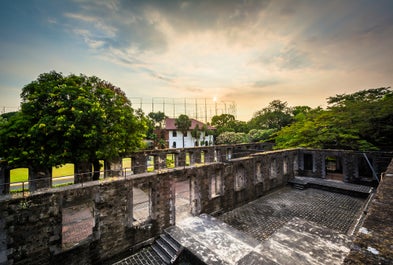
left=148, top=111, right=166, bottom=129
left=248, top=100, right=293, bottom=130
left=175, top=114, right=191, bottom=147
left=248, top=129, right=277, bottom=142
left=191, top=124, right=201, bottom=146
left=275, top=87, right=393, bottom=151
left=0, top=71, right=147, bottom=169
left=146, top=111, right=168, bottom=148
left=211, top=114, right=248, bottom=136
left=216, top=132, right=249, bottom=145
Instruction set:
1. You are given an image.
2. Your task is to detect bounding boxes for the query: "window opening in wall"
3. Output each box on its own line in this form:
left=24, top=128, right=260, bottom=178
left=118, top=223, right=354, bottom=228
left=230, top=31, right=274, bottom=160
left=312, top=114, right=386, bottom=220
left=235, top=166, right=246, bottom=191
left=147, top=156, right=155, bottom=172
left=166, top=153, right=176, bottom=168
left=172, top=141, right=176, bottom=148
left=201, top=151, right=205, bottom=164
left=325, top=156, right=343, bottom=180
left=186, top=152, right=191, bottom=166
left=226, top=149, right=232, bottom=160
left=122, top=157, right=133, bottom=176
left=304, top=153, right=313, bottom=171
left=10, top=168, right=29, bottom=191
left=283, top=157, right=289, bottom=175
left=270, top=158, right=277, bottom=179
left=358, top=156, right=374, bottom=180
left=255, top=162, right=263, bottom=183
left=175, top=179, right=191, bottom=223
left=210, top=172, right=222, bottom=198
left=62, top=203, right=95, bottom=250
left=172, top=131, right=177, bottom=137
left=132, top=183, right=151, bottom=226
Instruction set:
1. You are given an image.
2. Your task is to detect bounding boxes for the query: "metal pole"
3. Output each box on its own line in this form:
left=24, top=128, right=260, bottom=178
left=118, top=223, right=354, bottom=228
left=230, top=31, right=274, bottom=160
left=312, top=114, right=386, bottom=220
left=362, top=153, right=379, bottom=183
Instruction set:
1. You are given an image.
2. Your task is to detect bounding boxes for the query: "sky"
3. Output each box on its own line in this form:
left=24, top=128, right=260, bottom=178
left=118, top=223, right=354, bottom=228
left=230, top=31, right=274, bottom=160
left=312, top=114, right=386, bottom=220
left=1, top=0, right=392, bottom=121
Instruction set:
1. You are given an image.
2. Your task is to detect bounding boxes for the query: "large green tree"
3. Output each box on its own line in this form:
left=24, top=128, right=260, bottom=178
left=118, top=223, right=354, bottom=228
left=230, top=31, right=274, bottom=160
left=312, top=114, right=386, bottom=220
left=249, top=100, right=293, bottom=130
left=275, top=87, right=393, bottom=150
left=211, top=114, right=249, bottom=142
left=175, top=114, right=191, bottom=148
left=147, top=111, right=167, bottom=148
left=0, top=71, right=147, bottom=181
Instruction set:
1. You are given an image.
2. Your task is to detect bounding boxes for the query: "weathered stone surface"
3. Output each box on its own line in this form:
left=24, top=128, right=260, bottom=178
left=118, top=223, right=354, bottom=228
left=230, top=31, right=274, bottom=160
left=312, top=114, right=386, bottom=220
left=0, top=147, right=392, bottom=265
left=344, top=160, right=393, bottom=264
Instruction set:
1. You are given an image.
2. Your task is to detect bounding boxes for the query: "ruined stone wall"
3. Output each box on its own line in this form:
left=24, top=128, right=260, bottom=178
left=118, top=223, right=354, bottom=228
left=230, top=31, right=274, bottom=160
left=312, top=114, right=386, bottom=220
left=344, top=158, right=393, bottom=264
left=1, top=147, right=392, bottom=265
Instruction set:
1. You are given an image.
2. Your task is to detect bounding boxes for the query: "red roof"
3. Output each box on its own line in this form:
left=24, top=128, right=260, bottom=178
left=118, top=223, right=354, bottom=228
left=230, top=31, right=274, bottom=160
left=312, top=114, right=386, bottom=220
left=164, top=118, right=215, bottom=130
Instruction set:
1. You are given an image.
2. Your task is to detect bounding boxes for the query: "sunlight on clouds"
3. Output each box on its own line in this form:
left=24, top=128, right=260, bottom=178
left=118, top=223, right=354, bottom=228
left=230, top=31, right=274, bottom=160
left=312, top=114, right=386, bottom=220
left=57, top=0, right=393, bottom=120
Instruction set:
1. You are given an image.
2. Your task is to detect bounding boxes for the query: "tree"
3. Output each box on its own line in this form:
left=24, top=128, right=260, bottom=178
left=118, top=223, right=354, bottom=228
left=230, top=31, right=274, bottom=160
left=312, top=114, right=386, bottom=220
left=211, top=114, right=236, bottom=128
left=175, top=114, right=191, bottom=148
left=216, top=132, right=249, bottom=145
left=248, top=129, right=276, bottom=143
left=211, top=114, right=248, bottom=137
left=191, top=124, right=201, bottom=146
left=274, top=87, right=393, bottom=150
left=326, top=87, right=393, bottom=149
left=248, top=100, right=293, bottom=130
left=0, top=71, right=147, bottom=182
left=148, top=111, right=166, bottom=129
left=147, top=111, right=167, bottom=149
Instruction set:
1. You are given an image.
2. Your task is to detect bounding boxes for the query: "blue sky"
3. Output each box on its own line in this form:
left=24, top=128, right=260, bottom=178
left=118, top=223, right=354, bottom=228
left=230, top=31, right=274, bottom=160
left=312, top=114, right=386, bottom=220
left=1, top=0, right=392, bottom=120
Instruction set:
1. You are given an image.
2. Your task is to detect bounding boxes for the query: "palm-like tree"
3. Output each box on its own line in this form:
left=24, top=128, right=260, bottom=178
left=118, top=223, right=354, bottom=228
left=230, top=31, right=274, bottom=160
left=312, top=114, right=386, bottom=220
left=175, top=114, right=191, bottom=148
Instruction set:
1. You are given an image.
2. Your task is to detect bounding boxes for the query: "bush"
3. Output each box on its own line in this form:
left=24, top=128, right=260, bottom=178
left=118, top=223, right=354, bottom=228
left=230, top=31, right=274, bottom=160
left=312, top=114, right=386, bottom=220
left=216, top=132, right=249, bottom=145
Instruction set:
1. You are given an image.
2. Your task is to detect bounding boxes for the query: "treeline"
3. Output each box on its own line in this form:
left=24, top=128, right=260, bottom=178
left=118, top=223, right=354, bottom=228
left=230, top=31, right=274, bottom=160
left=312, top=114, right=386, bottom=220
left=1, top=71, right=391, bottom=175
left=211, top=87, right=393, bottom=151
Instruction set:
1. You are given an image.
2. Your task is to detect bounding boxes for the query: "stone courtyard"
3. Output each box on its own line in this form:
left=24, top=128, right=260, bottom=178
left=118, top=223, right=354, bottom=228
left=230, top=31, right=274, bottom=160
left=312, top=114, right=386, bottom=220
left=217, top=186, right=365, bottom=240
left=113, top=185, right=367, bottom=264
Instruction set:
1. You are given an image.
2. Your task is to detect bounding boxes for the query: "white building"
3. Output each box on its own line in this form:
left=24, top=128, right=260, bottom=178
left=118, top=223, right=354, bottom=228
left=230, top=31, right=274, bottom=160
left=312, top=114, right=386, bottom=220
left=163, top=118, right=215, bottom=148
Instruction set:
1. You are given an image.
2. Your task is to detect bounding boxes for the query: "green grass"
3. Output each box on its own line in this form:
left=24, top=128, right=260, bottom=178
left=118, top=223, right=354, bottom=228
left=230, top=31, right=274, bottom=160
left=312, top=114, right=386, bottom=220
left=53, top=163, right=74, bottom=177
left=10, top=163, right=75, bottom=183
left=10, top=168, right=28, bottom=183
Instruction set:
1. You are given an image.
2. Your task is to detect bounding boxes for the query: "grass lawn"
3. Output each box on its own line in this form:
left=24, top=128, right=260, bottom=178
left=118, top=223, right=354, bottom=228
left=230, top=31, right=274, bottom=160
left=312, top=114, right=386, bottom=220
left=10, top=163, right=75, bottom=183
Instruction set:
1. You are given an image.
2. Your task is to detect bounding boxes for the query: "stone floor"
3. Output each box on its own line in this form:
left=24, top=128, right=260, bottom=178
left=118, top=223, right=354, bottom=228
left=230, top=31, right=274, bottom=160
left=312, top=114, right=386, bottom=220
left=217, top=186, right=365, bottom=241
left=113, top=186, right=367, bottom=264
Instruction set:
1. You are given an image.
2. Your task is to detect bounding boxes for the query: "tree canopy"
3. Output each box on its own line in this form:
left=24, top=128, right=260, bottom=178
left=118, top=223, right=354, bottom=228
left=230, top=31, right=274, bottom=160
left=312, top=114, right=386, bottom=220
left=175, top=114, right=191, bottom=148
left=249, top=100, right=293, bottom=130
left=0, top=71, right=147, bottom=169
left=275, top=87, right=393, bottom=150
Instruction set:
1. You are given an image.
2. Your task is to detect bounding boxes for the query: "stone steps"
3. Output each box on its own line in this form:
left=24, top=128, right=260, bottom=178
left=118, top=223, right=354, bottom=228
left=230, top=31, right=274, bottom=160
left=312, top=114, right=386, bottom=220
left=151, top=233, right=183, bottom=264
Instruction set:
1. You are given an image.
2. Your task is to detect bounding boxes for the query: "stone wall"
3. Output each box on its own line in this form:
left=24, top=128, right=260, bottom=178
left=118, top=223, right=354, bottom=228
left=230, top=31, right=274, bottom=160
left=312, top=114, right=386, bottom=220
left=344, top=158, right=393, bottom=264
left=0, top=147, right=392, bottom=265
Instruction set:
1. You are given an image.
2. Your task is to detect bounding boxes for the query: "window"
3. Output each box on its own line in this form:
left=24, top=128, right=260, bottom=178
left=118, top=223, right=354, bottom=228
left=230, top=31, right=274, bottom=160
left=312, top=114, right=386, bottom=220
left=62, top=203, right=95, bottom=250
left=255, top=162, right=263, bottom=183
left=270, top=158, right=277, bottom=179
left=211, top=173, right=222, bottom=198
left=235, top=166, right=246, bottom=191
left=304, top=154, right=313, bottom=171
left=172, top=131, right=177, bottom=137
left=132, top=184, right=151, bottom=226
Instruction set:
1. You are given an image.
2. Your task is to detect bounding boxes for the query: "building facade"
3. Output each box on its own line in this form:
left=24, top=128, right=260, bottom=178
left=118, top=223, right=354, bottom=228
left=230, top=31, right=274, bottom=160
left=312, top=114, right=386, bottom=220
left=164, top=118, right=215, bottom=148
